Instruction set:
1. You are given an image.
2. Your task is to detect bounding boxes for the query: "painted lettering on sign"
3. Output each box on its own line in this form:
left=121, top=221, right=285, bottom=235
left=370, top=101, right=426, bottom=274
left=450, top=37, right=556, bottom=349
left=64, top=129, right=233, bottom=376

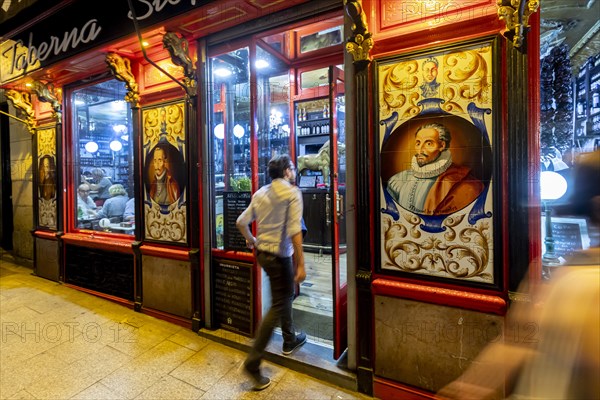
left=1, top=19, right=101, bottom=80
left=129, top=0, right=199, bottom=21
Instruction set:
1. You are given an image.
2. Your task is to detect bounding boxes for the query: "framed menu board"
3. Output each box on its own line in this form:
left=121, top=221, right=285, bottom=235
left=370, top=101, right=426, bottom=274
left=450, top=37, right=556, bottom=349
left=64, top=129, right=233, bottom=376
left=541, top=216, right=590, bottom=261
left=222, top=191, right=251, bottom=252
left=213, top=258, right=253, bottom=336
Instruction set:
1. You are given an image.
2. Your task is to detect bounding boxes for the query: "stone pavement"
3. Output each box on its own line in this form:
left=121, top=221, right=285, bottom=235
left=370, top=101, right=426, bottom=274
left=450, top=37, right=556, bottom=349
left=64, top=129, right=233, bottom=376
left=0, top=252, right=375, bottom=400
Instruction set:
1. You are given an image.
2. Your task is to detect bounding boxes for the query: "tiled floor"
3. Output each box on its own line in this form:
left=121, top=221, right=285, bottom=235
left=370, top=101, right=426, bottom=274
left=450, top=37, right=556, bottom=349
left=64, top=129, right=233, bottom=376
left=0, top=252, right=374, bottom=400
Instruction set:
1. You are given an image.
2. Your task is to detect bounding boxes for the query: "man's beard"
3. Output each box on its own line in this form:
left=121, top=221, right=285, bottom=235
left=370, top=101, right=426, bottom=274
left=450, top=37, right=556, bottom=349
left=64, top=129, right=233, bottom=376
left=415, top=153, right=438, bottom=167
left=411, top=150, right=452, bottom=179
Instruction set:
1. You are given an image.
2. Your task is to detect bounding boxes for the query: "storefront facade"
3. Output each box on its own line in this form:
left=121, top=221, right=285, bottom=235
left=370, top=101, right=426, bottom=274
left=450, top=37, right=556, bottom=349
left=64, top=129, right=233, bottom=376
left=1, top=1, right=542, bottom=398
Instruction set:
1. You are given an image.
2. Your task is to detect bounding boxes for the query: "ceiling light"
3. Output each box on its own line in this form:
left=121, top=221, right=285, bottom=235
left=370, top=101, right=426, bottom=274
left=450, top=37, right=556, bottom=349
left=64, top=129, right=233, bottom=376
left=233, top=124, right=245, bottom=138
left=85, top=141, right=99, bottom=153
left=255, top=59, right=269, bottom=69
left=214, top=123, right=225, bottom=139
left=109, top=140, right=123, bottom=152
left=113, top=124, right=127, bottom=134
left=214, top=68, right=232, bottom=77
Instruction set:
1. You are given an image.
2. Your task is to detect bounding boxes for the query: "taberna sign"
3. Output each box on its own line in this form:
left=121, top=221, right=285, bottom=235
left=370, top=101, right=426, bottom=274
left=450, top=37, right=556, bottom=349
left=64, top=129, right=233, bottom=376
left=0, top=0, right=214, bottom=84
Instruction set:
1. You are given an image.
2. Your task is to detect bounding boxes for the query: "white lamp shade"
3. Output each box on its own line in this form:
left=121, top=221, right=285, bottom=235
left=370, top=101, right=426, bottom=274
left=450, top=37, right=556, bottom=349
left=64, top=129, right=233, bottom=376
left=540, top=171, right=568, bottom=200
left=109, top=140, right=123, bottom=151
left=214, top=123, right=225, bottom=139
left=85, top=141, right=98, bottom=153
left=233, top=124, right=245, bottom=138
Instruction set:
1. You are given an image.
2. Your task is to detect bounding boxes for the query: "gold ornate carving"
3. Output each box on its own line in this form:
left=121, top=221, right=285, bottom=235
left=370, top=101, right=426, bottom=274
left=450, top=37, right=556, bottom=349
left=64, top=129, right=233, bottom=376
left=37, top=126, right=56, bottom=157
left=5, top=89, right=36, bottom=133
left=379, top=46, right=491, bottom=118
left=162, top=31, right=197, bottom=96
left=30, top=80, right=62, bottom=122
left=142, top=102, right=187, bottom=243
left=345, top=0, right=373, bottom=62
left=497, top=0, right=540, bottom=48
left=142, top=103, right=185, bottom=149
left=383, top=213, right=492, bottom=281
left=145, top=205, right=187, bottom=243
left=105, top=52, right=140, bottom=106
left=37, top=127, right=57, bottom=229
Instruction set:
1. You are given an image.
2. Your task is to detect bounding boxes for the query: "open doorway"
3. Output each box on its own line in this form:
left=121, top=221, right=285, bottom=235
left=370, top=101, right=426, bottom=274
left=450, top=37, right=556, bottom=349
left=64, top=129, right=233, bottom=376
left=0, top=102, right=14, bottom=251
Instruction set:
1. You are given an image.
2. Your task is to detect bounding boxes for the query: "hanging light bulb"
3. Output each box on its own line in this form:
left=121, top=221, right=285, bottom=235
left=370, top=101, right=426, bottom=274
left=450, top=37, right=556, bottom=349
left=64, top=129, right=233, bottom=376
left=233, top=124, right=245, bottom=138
left=214, top=123, right=225, bottom=139
left=85, top=141, right=99, bottom=153
left=109, top=140, right=123, bottom=152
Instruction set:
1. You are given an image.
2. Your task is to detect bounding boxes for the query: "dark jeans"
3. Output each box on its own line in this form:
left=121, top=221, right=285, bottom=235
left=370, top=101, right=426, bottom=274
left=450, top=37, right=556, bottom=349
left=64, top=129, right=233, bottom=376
left=245, top=251, right=296, bottom=372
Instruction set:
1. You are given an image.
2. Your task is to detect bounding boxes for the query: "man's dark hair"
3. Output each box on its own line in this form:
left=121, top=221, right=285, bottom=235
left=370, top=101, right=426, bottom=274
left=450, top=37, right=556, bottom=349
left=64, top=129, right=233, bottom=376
left=416, top=122, right=452, bottom=148
left=154, top=145, right=168, bottom=159
left=268, top=154, right=292, bottom=180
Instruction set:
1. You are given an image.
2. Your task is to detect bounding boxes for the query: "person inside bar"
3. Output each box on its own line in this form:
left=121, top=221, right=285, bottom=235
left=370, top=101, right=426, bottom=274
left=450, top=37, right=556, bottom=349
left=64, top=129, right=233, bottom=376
left=77, top=183, right=97, bottom=219
left=89, top=168, right=112, bottom=207
left=96, top=184, right=129, bottom=221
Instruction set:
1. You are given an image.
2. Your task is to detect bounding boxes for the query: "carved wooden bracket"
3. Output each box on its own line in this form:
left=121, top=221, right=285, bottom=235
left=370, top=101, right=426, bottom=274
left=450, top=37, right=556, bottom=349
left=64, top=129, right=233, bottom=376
left=30, top=80, right=62, bottom=123
left=163, top=31, right=197, bottom=97
left=497, top=0, right=540, bottom=48
left=5, top=89, right=36, bottom=133
left=105, top=52, right=140, bottom=107
left=345, top=0, right=373, bottom=62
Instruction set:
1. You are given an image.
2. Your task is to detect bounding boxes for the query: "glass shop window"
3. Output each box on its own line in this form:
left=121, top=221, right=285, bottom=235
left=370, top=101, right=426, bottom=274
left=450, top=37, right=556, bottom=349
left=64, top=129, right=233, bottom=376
left=210, top=47, right=251, bottom=250
left=256, top=44, right=291, bottom=188
left=72, top=79, right=134, bottom=235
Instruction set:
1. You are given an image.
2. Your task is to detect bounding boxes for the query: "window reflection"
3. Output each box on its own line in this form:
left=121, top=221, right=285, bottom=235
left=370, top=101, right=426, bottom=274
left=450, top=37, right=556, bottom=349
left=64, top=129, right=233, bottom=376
left=72, top=79, right=134, bottom=235
left=256, top=45, right=290, bottom=188
left=210, top=47, right=251, bottom=249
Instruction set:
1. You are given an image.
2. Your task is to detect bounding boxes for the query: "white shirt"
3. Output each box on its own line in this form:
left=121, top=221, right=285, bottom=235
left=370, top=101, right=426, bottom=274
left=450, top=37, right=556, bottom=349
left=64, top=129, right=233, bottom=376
left=236, top=179, right=303, bottom=258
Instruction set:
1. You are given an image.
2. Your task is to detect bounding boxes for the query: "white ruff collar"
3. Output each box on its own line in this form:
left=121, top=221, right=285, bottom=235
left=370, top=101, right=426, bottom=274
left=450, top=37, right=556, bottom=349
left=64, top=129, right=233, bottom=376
left=412, top=150, right=452, bottom=179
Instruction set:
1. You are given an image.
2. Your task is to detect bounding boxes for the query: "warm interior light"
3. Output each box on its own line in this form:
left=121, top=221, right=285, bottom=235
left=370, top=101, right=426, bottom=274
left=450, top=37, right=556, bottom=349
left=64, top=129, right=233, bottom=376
left=85, top=141, right=99, bottom=153
left=233, top=124, right=245, bottom=138
left=540, top=171, right=568, bottom=201
left=214, top=123, right=225, bottom=139
left=142, top=41, right=150, bottom=47
left=109, top=140, right=123, bottom=152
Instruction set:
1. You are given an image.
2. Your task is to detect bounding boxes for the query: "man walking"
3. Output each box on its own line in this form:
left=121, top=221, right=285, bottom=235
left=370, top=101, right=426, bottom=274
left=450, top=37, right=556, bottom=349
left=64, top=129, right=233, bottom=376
left=236, top=154, right=307, bottom=391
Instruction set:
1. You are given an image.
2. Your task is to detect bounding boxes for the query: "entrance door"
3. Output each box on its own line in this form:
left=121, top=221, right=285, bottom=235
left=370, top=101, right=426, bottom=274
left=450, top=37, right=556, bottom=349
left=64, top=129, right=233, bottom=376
left=328, top=66, right=347, bottom=359
left=0, top=102, right=14, bottom=250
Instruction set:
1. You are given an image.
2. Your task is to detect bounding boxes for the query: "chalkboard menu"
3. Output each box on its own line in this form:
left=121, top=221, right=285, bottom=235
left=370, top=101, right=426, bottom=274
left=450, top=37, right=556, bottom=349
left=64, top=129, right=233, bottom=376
left=213, top=258, right=253, bottom=336
left=541, top=217, right=590, bottom=259
left=223, top=191, right=252, bottom=252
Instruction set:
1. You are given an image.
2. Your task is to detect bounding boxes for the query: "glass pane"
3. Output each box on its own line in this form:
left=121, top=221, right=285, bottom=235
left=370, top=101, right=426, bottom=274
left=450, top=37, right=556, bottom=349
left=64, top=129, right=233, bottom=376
left=73, top=79, right=134, bottom=234
left=256, top=45, right=291, bottom=188
left=336, top=90, right=347, bottom=287
left=301, top=67, right=329, bottom=91
left=299, top=25, right=343, bottom=54
left=209, top=47, right=250, bottom=250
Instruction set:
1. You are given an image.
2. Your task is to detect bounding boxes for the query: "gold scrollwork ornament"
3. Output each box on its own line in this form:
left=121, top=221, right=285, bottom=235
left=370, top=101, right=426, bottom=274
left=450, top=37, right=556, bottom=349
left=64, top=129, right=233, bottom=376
left=105, top=52, right=140, bottom=106
left=497, top=0, right=540, bottom=48
left=345, top=0, right=373, bottom=62
left=5, top=89, right=36, bottom=133
left=30, top=80, right=62, bottom=122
